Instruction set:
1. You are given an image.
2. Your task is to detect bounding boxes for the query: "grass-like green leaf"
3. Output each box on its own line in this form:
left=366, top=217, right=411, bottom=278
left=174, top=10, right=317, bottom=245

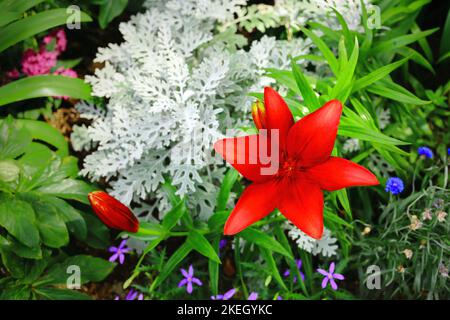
left=240, top=227, right=292, bottom=258
left=187, top=230, right=221, bottom=263
left=0, top=8, right=92, bottom=53
left=0, top=75, right=92, bottom=106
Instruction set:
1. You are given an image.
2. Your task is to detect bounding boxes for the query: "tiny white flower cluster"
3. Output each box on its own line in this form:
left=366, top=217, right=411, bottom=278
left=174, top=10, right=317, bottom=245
left=285, top=222, right=338, bottom=257
left=342, top=138, right=360, bottom=154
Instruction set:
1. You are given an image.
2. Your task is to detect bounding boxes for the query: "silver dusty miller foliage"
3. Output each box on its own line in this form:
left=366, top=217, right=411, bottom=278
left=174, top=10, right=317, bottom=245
left=72, top=0, right=368, bottom=221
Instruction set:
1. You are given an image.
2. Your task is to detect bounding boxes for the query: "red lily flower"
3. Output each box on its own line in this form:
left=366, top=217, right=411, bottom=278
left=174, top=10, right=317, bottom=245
left=88, top=191, right=139, bottom=233
left=214, top=87, right=379, bottom=239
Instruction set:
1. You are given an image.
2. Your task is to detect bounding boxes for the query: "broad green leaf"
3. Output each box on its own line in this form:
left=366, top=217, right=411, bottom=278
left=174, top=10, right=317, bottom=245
left=98, top=0, right=128, bottom=29
left=79, top=211, right=110, bottom=249
left=352, top=57, right=410, bottom=92
left=240, top=228, right=292, bottom=258
left=16, top=192, right=69, bottom=248
left=34, top=288, right=91, bottom=300
left=0, top=9, right=92, bottom=53
left=0, top=116, right=32, bottom=160
left=150, top=242, right=192, bottom=291
left=0, top=249, right=48, bottom=281
left=216, top=169, right=239, bottom=211
left=187, top=230, right=221, bottom=263
left=0, top=160, right=20, bottom=183
left=2, top=235, right=42, bottom=259
left=36, top=178, right=96, bottom=204
left=15, top=119, right=68, bottom=156
left=0, top=0, right=46, bottom=27
left=0, top=193, right=39, bottom=248
left=0, top=75, right=92, bottom=106
left=38, top=255, right=115, bottom=286
left=291, top=61, right=321, bottom=111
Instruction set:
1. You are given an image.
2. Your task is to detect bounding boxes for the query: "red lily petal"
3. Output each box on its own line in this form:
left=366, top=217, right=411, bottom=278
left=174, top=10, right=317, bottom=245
left=214, top=133, right=279, bottom=182
left=224, top=179, right=280, bottom=235
left=264, top=87, right=294, bottom=147
left=88, top=191, right=139, bottom=233
left=287, top=100, right=342, bottom=167
left=278, top=177, right=324, bottom=239
left=306, top=157, right=379, bottom=191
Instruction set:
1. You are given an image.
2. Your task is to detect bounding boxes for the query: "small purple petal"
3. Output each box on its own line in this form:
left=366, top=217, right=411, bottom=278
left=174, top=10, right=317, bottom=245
left=283, top=269, right=290, bottom=277
left=223, top=289, right=236, bottom=300
left=276, top=296, right=283, bottom=300
left=248, top=292, right=258, bottom=300
left=296, top=259, right=302, bottom=269
left=138, top=294, right=144, bottom=300
left=321, top=277, right=329, bottom=289
left=119, top=239, right=128, bottom=249
left=317, top=268, right=329, bottom=276
left=118, top=253, right=125, bottom=265
left=126, top=290, right=137, bottom=300
left=180, top=268, right=189, bottom=278
left=330, top=278, right=338, bottom=290
left=188, top=265, right=194, bottom=277
left=178, top=278, right=188, bottom=287
left=108, top=246, right=118, bottom=253
left=329, top=262, right=335, bottom=274
left=109, top=252, right=119, bottom=263
left=191, top=277, right=203, bottom=286
left=333, top=273, right=344, bottom=280
left=300, top=271, right=305, bottom=281
left=186, top=282, right=193, bottom=294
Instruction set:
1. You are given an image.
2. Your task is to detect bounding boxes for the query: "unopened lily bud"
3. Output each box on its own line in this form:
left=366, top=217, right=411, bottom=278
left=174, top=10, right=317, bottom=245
left=88, top=191, right=139, bottom=233
left=251, top=100, right=267, bottom=130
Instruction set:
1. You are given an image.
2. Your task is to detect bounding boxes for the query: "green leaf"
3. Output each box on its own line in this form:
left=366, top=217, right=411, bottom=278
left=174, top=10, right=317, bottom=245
left=352, top=57, right=410, bottom=92
left=98, top=0, right=128, bottom=29
left=0, top=75, right=92, bottom=106
left=15, top=119, right=68, bottom=156
left=0, top=249, right=48, bottom=281
left=331, top=37, right=359, bottom=102
left=367, top=83, right=430, bottom=105
left=34, top=288, right=91, bottom=300
left=301, top=27, right=339, bottom=75
left=216, top=169, right=239, bottom=211
left=38, top=255, right=115, bottom=286
left=43, top=196, right=86, bottom=239
left=208, top=236, right=220, bottom=296
left=371, top=28, right=438, bottom=53
left=240, top=227, right=292, bottom=258
left=150, top=242, right=192, bottom=291
left=0, top=116, right=32, bottom=160
left=125, top=221, right=167, bottom=241
left=16, top=192, right=69, bottom=248
left=0, top=160, right=20, bottom=183
left=0, top=193, right=39, bottom=248
left=291, top=61, right=321, bottom=111
left=0, top=8, right=92, bottom=53
left=259, top=247, right=287, bottom=290
left=208, top=210, right=229, bottom=231
left=36, top=178, right=96, bottom=204
left=3, top=235, right=42, bottom=259
left=79, top=211, right=111, bottom=249
left=162, top=199, right=186, bottom=231
left=187, top=230, right=221, bottom=263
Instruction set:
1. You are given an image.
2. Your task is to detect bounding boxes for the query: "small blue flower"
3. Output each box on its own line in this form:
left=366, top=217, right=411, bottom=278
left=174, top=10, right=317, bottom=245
left=448, top=148, right=450, bottom=156
left=417, top=146, right=433, bottom=159
left=385, top=177, right=404, bottom=195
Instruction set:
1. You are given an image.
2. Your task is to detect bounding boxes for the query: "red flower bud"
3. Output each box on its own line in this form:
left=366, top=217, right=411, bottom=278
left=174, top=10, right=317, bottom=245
left=88, top=191, right=139, bottom=233
left=251, top=100, right=266, bottom=130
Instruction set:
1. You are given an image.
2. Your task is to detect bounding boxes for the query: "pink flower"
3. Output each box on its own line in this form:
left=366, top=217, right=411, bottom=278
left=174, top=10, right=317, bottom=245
left=42, top=29, right=67, bottom=55
left=21, top=48, right=57, bottom=76
left=6, top=69, right=20, bottom=79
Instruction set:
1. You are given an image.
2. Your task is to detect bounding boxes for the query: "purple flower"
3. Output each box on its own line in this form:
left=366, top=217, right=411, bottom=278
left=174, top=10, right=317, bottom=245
left=248, top=292, right=258, bottom=300
left=317, top=262, right=344, bottom=290
left=276, top=296, right=283, bottom=300
left=211, top=289, right=236, bottom=300
left=219, top=239, right=227, bottom=250
left=385, top=177, right=404, bottom=195
left=21, top=48, right=57, bottom=76
left=417, top=146, right=433, bottom=159
left=178, top=265, right=203, bottom=294
left=125, top=289, right=143, bottom=300
left=283, top=259, right=305, bottom=283
left=109, top=239, right=131, bottom=264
